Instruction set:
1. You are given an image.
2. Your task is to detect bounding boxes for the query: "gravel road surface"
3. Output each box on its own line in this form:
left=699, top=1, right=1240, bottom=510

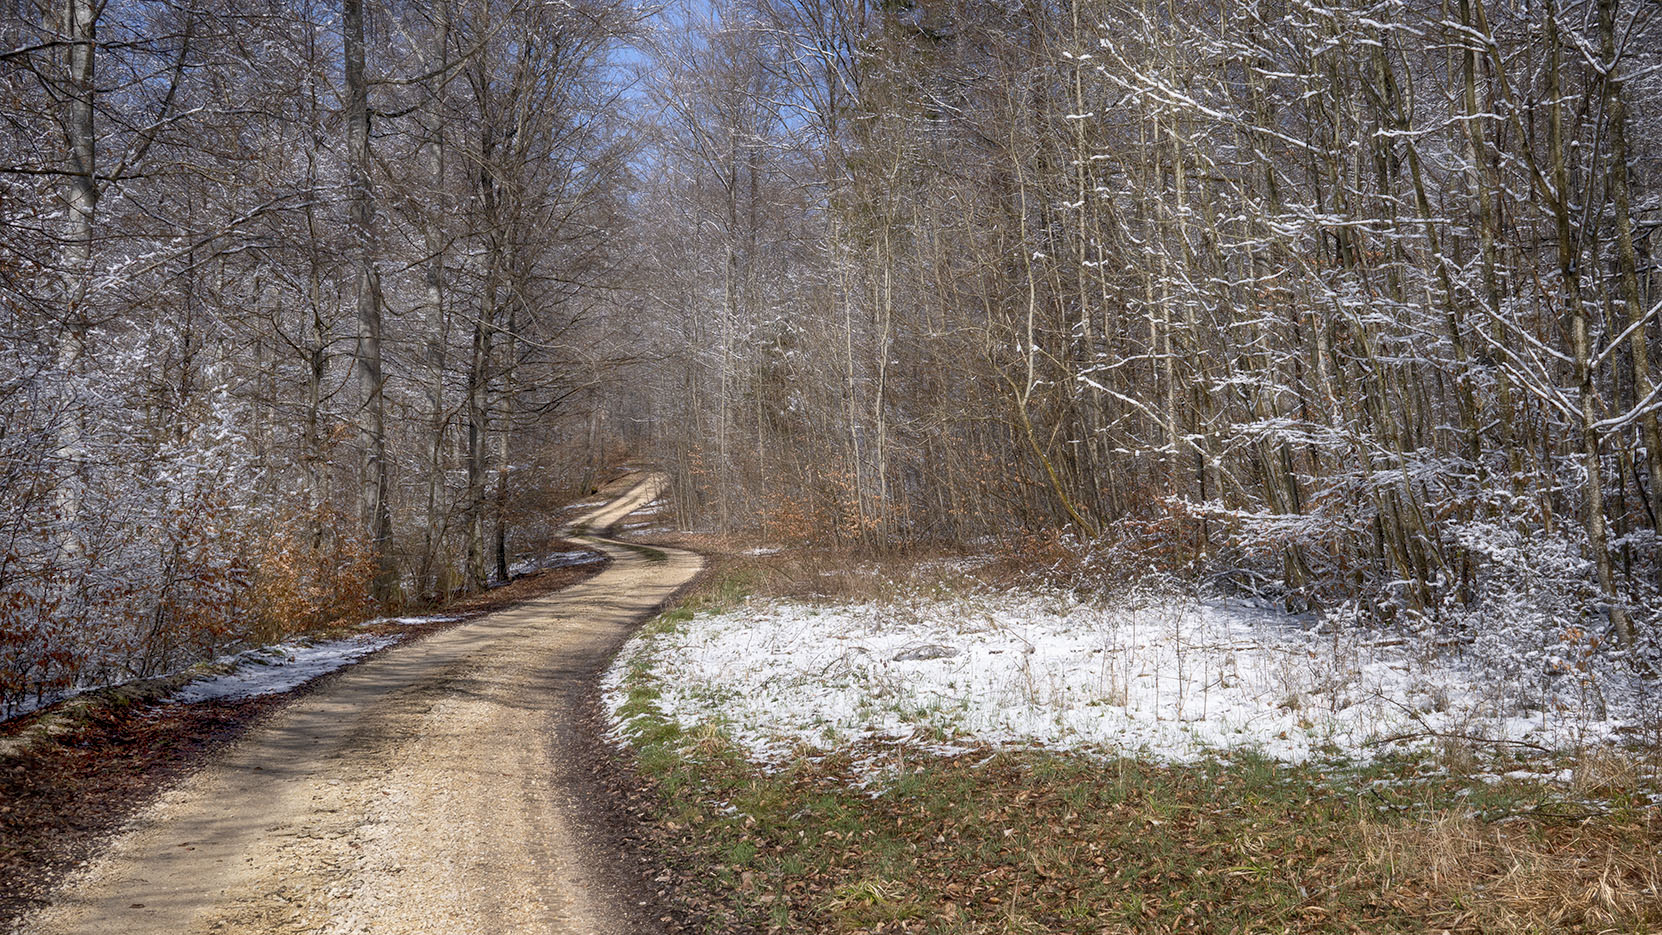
left=17, top=474, right=698, bottom=935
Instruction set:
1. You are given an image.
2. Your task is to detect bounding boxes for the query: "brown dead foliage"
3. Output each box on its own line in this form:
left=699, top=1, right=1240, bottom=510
left=620, top=735, right=1662, bottom=935
left=0, top=691, right=291, bottom=924
left=0, top=550, right=610, bottom=930
left=1360, top=811, right=1662, bottom=934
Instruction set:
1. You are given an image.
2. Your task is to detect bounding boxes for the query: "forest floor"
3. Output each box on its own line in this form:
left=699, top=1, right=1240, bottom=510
left=605, top=545, right=1662, bottom=935
left=11, top=491, right=1661, bottom=934
left=4, top=472, right=703, bottom=935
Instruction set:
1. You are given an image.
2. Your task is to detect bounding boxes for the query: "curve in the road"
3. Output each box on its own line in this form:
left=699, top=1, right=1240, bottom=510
left=17, top=473, right=700, bottom=935
left=566, top=471, right=667, bottom=536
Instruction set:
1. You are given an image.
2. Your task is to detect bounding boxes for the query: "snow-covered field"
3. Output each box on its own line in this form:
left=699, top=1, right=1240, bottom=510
left=606, top=585, right=1653, bottom=769
left=170, top=635, right=397, bottom=704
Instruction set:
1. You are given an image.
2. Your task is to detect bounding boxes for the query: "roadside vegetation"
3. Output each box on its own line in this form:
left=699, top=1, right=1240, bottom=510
left=0, top=548, right=610, bottom=928
left=609, top=550, right=1662, bottom=935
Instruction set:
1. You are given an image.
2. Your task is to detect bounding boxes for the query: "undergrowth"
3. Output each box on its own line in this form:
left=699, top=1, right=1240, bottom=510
left=611, top=559, right=1662, bottom=935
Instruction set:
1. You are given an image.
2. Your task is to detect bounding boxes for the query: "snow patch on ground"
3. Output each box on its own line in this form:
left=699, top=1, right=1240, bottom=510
left=361, top=614, right=468, bottom=627
left=170, top=635, right=397, bottom=704
left=607, top=586, right=1651, bottom=768
left=507, top=549, right=602, bottom=578
left=3, top=686, right=90, bottom=722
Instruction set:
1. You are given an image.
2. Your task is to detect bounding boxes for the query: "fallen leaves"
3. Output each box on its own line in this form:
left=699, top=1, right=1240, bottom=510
left=618, top=735, right=1662, bottom=935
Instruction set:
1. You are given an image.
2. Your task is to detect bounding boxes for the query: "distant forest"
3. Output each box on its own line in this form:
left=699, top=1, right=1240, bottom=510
left=4, top=0, right=1660, bottom=709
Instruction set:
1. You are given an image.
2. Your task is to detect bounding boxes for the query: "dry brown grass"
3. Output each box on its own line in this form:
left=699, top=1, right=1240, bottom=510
left=1360, top=808, right=1662, bottom=933
left=653, top=534, right=972, bottom=606
left=1572, top=749, right=1652, bottom=799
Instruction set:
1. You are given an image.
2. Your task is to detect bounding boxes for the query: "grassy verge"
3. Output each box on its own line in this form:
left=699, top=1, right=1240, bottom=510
left=611, top=566, right=1662, bottom=935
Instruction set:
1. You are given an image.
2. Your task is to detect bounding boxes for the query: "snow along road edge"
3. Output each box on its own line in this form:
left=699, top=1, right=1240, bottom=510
left=16, top=472, right=702, bottom=935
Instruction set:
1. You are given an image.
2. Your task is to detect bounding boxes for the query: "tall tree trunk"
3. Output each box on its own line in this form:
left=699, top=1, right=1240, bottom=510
left=344, top=0, right=395, bottom=600
left=466, top=315, right=489, bottom=590
left=417, top=0, right=451, bottom=596
left=1459, top=0, right=1523, bottom=489
left=1598, top=0, right=1662, bottom=555
left=55, top=0, right=98, bottom=564
left=494, top=305, right=517, bottom=584
left=1546, top=0, right=1632, bottom=645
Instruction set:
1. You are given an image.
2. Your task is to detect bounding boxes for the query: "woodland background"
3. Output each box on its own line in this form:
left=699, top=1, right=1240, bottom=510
left=4, top=0, right=1660, bottom=713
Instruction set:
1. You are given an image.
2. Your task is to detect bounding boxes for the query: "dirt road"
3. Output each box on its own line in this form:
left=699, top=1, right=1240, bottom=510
left=16, top=473, right=700, bottom=935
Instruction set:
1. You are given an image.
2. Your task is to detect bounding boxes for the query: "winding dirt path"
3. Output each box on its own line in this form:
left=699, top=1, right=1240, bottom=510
left=16, top=473, right=699, bottom=935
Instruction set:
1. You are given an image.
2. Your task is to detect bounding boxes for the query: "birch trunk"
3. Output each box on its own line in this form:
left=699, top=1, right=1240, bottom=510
left=54, top=0, right=97, bottom=564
